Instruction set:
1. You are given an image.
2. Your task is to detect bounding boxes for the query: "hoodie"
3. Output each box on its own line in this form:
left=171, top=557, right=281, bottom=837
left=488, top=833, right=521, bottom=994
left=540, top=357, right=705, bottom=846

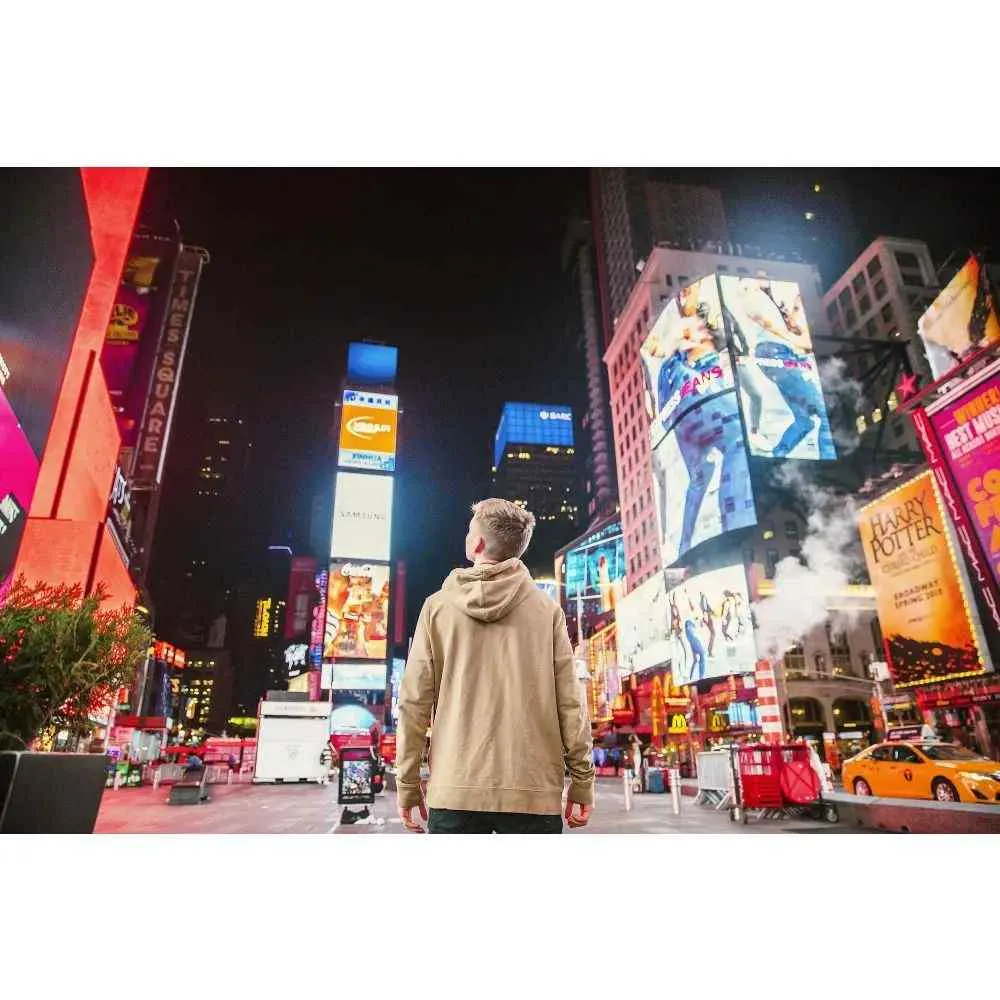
left=395, top=558, right=595, bottom=816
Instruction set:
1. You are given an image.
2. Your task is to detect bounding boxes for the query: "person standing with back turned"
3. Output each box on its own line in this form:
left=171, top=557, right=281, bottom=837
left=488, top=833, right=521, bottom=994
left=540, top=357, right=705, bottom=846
left=395, top=499, right=595, bottom=834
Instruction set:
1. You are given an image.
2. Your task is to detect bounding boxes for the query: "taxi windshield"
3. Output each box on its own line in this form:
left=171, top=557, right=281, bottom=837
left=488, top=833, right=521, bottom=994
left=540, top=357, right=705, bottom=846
left=918, top=744, right=986, bottom=762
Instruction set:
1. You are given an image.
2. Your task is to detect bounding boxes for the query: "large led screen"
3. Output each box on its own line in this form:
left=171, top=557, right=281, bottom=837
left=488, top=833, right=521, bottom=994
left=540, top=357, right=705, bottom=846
left=1, top=170, right=93, bottom=582
left=347, top=342, right=398, bottom=387
left=330, top=471, right=393, bottom=562
left=720, top=276, right=835, bottom=460
left=651, top=389, right=756, bottom=566
left=494, top=402, right=573, bottom=469
left=918, top=256, right=1000, bottom=380
left=561, top=518, right=625, bottom=635
left=325, top=560, right=390, bottom=661
left=338, top=389, right=398, bottom=473
left=616, top=564, right=756, bottom=684
left=329, top=660, right=389, bottom=691
left=859, top=471, right=987, bottom=688
left=640, top=274, right=733, bottom=446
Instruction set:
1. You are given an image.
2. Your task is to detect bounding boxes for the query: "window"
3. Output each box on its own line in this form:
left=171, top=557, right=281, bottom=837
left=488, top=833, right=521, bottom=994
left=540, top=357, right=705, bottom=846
left=895, top=250, right=921, bottom=271
left=871, top=746, right=894, bottom=763
left=784, top=520, right=800, bottom=540
left=858, top=293, right=871, bottom=315
left=866, top=255, right=883, bottom=277
left=678, top=276, right=689, bottom=286
left=851, top=273, right=866, bottom=295
left=881, top=302, right=894, bottom=324
left=665, top=275, right=673, bottom=287
left=891, top=746, right=921, bottom=764
left=874, top=279, right=887, bottom=301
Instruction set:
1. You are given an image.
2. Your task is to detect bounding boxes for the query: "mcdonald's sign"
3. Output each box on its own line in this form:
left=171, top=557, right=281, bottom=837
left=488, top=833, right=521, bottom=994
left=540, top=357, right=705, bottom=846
left=667, top=712, right=688, bottom=735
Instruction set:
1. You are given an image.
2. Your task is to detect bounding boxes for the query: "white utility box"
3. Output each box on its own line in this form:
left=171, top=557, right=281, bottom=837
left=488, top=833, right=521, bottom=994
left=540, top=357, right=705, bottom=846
left=253, top=699, right=330, bottom=784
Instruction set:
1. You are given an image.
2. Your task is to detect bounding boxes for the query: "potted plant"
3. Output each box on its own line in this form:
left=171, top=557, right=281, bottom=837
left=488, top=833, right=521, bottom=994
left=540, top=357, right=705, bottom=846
left=0, top=577, right=151, bottom=833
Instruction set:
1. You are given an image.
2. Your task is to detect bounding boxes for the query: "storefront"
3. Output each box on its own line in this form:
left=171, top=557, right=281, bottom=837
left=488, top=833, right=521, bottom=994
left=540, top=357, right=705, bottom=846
left=916, top=678, right=1000, bottom=759
left=832, top=697, right=874, bottom=761
left=789, top=697, right=826, bottom=758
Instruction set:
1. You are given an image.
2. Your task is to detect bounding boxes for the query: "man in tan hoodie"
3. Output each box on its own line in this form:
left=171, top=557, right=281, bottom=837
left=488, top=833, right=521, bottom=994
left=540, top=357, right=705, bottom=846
left=396, top=498, right=595, bottom=833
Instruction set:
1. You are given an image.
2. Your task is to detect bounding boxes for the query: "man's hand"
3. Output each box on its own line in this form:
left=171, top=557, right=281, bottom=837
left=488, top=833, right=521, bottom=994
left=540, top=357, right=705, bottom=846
left=399, top=800, right=428, bottom=833
left=564, top=799, right=592, bottom=830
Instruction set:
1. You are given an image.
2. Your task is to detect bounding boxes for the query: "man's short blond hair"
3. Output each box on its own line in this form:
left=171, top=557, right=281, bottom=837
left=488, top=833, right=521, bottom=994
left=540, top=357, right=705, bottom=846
left=470, top=498, right=536, bottom=561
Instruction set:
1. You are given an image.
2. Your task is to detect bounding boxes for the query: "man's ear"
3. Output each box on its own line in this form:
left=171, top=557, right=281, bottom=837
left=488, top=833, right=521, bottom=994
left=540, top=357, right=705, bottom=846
left=474, top=536, right=487, bottom=555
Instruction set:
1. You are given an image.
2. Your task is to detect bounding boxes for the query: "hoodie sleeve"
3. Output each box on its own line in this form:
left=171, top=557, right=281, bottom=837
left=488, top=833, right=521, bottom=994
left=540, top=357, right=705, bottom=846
left=553, top=608, right=595, bottom=806
left=396, top=599, right=436, bottom=809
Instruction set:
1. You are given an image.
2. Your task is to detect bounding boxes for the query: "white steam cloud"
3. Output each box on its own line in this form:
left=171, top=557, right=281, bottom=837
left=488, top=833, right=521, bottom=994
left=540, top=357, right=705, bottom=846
left=818, top=355, right=868, bottom=458
left=753, top=464, right=864, bottom=659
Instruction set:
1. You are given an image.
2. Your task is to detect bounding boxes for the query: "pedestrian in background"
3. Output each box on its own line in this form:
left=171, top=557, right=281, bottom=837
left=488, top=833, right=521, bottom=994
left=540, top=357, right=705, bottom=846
left=395, top=499, right=595, bottom=834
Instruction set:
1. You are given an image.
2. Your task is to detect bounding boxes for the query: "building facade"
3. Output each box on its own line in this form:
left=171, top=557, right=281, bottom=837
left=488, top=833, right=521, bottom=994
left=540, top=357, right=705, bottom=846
left=822, top=236, right=939, bottom=460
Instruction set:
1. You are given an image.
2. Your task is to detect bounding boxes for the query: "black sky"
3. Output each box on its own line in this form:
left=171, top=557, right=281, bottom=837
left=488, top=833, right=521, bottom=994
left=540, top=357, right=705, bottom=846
left=141, top=167, right=1000, bottom=636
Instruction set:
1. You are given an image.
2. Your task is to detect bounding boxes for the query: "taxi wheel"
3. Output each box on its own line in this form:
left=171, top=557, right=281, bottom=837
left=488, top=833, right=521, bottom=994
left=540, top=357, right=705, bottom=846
left=932, top=779, right=959, bottom=803
left=853, top=778, right=872, bottom=797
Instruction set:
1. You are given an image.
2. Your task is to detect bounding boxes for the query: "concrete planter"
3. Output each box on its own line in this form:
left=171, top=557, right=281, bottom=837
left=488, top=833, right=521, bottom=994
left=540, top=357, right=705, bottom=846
left=0, top=751, right=108, bottom=834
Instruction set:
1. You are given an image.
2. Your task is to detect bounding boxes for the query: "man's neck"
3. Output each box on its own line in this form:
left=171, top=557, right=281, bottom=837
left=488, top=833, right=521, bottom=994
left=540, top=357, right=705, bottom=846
left=473, top=555, right=499, bottom=568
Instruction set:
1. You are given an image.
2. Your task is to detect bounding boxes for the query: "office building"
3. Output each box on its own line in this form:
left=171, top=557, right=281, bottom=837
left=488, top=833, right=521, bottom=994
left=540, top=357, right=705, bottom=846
left=590, top=169, right=729, bottom=349
left=822, top=236, right=938, bottom=460
left=604, top=243, right=828, bottom=591
left=561, top=214, right=619, bottom=525
left=491, top=402, right=581, bottom=577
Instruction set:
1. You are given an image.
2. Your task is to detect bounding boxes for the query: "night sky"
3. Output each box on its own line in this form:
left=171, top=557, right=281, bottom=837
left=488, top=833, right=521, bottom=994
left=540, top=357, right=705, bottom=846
left=139, top=168, right=1000, bottom=636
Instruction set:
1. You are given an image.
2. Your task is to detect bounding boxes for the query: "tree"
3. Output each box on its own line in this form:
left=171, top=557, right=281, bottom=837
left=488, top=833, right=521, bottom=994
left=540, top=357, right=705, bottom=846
left=0, top=577, right=152, bottom=752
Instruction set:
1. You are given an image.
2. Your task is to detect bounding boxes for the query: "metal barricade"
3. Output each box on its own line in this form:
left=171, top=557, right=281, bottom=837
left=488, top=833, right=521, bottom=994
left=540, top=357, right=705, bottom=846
left=695, top=752, right=735, bottom=810
left=152, top=764, right=185, bottom=789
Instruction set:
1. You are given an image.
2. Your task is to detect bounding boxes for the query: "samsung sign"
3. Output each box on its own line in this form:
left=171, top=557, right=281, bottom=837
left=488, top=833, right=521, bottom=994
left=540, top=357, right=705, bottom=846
left=494, top=402, right=574, bottom=469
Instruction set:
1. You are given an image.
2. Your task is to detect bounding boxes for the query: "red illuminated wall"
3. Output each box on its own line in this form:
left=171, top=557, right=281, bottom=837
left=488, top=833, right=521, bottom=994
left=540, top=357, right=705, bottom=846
left=14, top=168, right=148, bottom=607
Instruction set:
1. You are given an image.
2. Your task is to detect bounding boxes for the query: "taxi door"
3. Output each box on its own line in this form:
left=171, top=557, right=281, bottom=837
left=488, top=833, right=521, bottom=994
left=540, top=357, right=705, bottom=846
left=887, top=744, right=927, bottom=799
left=860, top=745, right=895, bottom=794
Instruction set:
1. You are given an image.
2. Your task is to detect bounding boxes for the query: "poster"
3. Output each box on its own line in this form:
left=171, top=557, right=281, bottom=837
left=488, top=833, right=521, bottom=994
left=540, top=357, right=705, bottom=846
left=858, top=471, right=987, bottom=688
left=337, top=747, right=375, bottom=805
left=918, top=256, right=1000, bottom=380
left=927, top=365, right=1000, bottom=593
left=719, top=275, right=836, bottom=460
left=325, top=560, right=390, bottom=660
left=650, top=389, right=756, bottom=566
left=338, top=389, right=399, bottom=473
left=615, top=564, right=755, bottom=684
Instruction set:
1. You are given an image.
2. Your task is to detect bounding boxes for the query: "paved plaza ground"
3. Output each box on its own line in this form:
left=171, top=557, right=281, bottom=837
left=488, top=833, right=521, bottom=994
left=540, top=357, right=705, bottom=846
left=94, top=775, right=859, bottom=834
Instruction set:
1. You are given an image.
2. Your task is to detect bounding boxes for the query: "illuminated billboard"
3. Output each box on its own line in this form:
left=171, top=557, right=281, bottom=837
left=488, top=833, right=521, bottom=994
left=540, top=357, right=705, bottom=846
left=494, top=402, right=573, bottom=469
left=338, top=389, right=398, bottom=473
left=285, top=555, right=317, bottom=639
left=347, top=342, right=398, bottom=387
left=720, top=276, right=835, bottom=460
left=330, top=471, right=393, bottom=562
left=640, top=274, right=733, bottom=446
left=858, top=471, right=987, bottom=688
left=329, top=660, right=389, bottom=691
left=325, top=560, right=390, bottom=660
left=651, top=388, right=756, bottom=566
left=1, top=169, right=93, bottom=583
left=616, top=564, right=755, bottom=684
left=99, top=235, right=179, bottom=450
left=560, top=518, right=625, bottom=636
left=918, top=256, right=1000, bottom=380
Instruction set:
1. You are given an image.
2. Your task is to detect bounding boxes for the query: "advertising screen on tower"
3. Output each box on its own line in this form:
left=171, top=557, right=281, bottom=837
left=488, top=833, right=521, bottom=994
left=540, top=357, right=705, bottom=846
left=561, top=519, right=626, bottom=631
left=329, top=660, right=389, bottom=691
left=325, top=560, right=390, bottom=661
left=640, top=274, right=733, bottom=446
left=347, top=342, right=398, bottom=387
left=719, top=275, right=835, bottom=460
left=650, top=389, right=756, bottom=567
left=494, top=402, right=573, bottom=470
left=615, top=564, right=755, bottom=684
left=338, top=389, right=398, bottom=472
left=1, top=169, right=93, bottom=584
left=858, top=471, right=987, bottom=688
left=918, top=256, right=1000, bottom=380
left=330, top=472, right=393, bottom=562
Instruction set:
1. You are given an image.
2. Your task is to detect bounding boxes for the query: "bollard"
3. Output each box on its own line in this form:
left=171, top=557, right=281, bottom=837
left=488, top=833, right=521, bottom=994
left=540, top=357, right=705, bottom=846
left=669, top=767, right=681, bottom=815
left=623, top=771, right=632, bottom=811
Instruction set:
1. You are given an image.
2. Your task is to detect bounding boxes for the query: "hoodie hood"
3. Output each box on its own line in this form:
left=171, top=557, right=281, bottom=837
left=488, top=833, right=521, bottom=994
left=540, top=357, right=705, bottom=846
left=442, top=558, right=537, bottom=623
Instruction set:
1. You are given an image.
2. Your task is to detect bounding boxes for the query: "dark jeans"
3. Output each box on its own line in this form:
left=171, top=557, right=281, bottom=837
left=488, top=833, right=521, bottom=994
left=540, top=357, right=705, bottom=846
left=427, top=808, right=562, bottom=834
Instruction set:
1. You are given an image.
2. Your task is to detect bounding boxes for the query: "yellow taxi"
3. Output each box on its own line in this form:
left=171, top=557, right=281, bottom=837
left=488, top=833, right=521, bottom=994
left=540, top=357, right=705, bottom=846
left=842, top=741, right=1000, bottom=804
